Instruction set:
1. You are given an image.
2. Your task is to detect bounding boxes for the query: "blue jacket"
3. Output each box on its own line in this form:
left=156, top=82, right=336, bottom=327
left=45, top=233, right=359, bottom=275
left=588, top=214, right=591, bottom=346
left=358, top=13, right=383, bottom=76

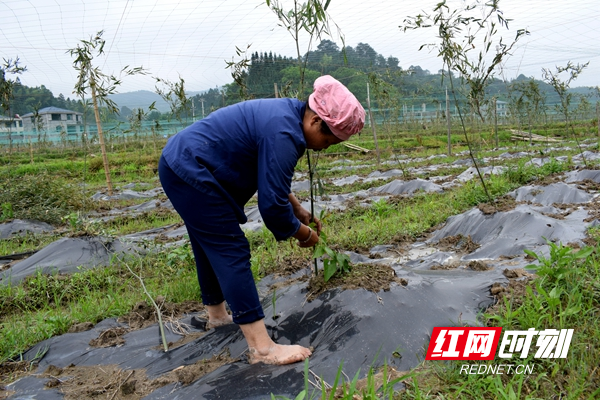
left=162, top=98, right=306, bottom=240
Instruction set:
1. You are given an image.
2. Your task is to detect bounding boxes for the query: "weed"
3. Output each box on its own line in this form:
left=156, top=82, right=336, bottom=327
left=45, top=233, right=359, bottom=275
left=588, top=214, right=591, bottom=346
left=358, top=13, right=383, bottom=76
left=273, top=359, right=410, bottom=399
left=359, top=198, right=394, bottom=230
left=524, top=238, right=593, bottom=286
left=61, top=212, right=83, bottom=231
left=0, top=172, right=92, bottom=224
left=166, top=241, right=194, bottom=270
left=1, top=202, right=14, bottom=220
left=0, top=250, right=199, bottom=362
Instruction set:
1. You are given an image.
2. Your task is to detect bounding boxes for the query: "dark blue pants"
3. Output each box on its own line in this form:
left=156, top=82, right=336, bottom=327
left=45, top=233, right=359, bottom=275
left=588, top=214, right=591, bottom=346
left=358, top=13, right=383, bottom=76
left=158, top=156, right=264, bottom=324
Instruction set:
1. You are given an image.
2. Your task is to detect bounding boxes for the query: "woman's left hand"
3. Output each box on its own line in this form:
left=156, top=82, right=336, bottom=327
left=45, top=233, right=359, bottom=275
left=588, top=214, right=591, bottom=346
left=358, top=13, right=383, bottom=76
left=294, top=207, right=322, bottom=236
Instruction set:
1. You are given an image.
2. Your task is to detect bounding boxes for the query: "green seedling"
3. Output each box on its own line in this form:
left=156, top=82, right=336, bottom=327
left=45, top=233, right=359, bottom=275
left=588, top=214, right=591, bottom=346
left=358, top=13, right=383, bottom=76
left=313, top=229, right=351, bottom=282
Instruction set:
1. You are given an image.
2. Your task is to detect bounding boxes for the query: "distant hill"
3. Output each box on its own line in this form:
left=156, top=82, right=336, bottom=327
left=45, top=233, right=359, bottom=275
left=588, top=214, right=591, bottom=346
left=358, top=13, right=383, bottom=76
left=107, top=90, right=207, bottom=113
left=570, top=86, right=600, bottom=97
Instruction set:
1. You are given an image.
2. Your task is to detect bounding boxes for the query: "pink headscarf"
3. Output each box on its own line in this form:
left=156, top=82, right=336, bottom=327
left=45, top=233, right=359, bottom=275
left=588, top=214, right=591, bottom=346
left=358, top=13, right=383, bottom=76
left=308, top=75, right=365, bottom=141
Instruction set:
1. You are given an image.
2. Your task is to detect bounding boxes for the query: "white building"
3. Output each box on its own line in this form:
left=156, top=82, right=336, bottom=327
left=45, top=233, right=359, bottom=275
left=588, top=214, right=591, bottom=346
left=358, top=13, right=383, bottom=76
left=0, top=115, right=24, bottom=134
left=21, top=106, right=84, bottom=137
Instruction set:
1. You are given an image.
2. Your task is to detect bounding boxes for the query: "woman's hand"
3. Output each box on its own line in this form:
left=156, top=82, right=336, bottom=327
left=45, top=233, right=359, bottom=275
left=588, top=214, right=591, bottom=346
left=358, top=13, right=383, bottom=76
left=288, top=193, right=322, bottom=235
left=295, top=224, right=319, bottom=248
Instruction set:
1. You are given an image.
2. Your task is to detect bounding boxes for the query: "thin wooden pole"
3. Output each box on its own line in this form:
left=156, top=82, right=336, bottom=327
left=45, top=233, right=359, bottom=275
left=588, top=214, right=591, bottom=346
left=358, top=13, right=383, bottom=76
left=306, top=151, right=318, bottom=276
left=366, top=82, right=380, bottom=167
left=90, top=76, right=113, bottom=195
left=494, top=97, right=499, bottom=148
left=446, top=87, right=451, bottom=156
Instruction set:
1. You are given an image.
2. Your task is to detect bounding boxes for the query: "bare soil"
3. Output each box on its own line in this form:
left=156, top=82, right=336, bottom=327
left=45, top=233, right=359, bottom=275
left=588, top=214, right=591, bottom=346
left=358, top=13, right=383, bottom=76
left=37, top=350, right=235, bottom=400
left=117, top=300, right=204, bottom=330
left=477, top=195, right=517, bottom=214
left=487, top=268, right=537, bottom=311
left=583, top=197, right=600, bottom=223
left=274, top=255, right=312, bottom=276
left=68, top=322, right=95, bottom=333
left=89, top=326, right=129, bottom=348
left=0, top=361, right=34, bottom=398
left=430, top=261, right=460, bottom=270
left=575, top=179, right=600, bottom=193
left=467, top=260, right=492, bottom=271
left=535, top=174, right=563, bottom=186
left=82, top=300, right=206, bottom=350
left=436, top=234, right=480, bottom=254
left=305, top=263, right=407, bottom=302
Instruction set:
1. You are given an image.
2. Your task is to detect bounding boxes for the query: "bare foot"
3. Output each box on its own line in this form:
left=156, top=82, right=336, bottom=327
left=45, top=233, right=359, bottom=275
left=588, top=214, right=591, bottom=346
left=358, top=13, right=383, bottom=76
left=207, top=314, right=233, bottom=329
left=248, top=343, right=312, bottom=365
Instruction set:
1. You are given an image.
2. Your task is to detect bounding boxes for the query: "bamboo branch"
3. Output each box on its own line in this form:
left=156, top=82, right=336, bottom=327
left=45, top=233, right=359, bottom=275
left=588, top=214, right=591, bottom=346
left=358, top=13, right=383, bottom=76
left=124, top=262, right=168, bottom=352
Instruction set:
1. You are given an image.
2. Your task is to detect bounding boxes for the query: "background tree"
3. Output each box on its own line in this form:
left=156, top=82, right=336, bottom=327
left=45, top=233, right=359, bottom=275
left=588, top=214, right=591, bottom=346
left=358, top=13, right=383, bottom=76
left=155, top=76, right=191, bottom=127
left=266, top=0, right=343, bottom=98
left=542, top=62, right=590, bottom=166
left=511, top=78, right=546, bottom=144
left=543, top=62, right=590, bottom=155
left=31, top=102, right=45, bottom=146
left=224, top=45, right=254, bottom=101
left=1, top=57, right=27, bottom=154
left=70, top=30, right=147, bottom=195
left=401, top=0, right=528, bottom=203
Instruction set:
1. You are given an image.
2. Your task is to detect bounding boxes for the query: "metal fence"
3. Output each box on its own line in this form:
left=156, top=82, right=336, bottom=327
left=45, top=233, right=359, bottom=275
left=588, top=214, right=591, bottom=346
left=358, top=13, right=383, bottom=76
left=0, top=120, right=191, bottom=147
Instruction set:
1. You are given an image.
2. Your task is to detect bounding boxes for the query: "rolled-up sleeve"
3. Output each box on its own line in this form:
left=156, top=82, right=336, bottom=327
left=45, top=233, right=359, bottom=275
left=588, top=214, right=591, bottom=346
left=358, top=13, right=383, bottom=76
left=256, top=131, right=303, bottom=240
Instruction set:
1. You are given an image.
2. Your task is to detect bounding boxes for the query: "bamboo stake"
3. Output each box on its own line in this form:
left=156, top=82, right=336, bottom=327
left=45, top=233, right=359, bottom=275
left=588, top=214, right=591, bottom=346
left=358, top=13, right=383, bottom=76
left=366, top=82, right=380, bottom=167
left=306, top=151, right=318, bottom=276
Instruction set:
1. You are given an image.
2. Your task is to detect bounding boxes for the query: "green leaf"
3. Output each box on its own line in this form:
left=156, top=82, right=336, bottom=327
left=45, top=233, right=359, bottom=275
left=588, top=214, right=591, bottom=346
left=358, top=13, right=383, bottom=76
left=560, top=305, right=581, bottom=317
left=523, top=249, right=539, bottom=260
left=293, top=390, right=306, bottom=400
left=524, top=263, right=538, bottom=270
left=323, top=259, right=337, bottom=282
left=573, top=246, right=593, bottom=260
left=324, top=247, right=336, bottom=258
left=313, top=245, right=326, bottom=259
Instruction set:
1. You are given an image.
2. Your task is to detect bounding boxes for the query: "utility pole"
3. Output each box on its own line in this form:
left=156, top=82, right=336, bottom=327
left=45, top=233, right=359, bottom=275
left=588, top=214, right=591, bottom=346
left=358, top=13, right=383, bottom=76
left=191, top=100, right=195, bottom=120
left=200, top=98, right=206, bottom=119
left=446, top=87, right=451, bottom=156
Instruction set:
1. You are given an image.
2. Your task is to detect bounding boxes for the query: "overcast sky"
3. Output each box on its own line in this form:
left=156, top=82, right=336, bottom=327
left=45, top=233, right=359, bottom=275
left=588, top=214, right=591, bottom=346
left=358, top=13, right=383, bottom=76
left=1, top=0, right=598, bottom=98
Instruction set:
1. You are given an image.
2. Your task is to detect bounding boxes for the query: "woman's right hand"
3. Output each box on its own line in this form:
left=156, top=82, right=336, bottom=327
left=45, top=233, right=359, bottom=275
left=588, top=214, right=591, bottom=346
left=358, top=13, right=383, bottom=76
left=295, top=225, right=319, bottom=248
